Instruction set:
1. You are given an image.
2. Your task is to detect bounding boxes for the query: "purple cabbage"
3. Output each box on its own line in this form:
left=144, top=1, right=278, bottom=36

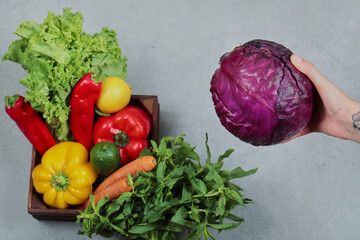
left=210, top=39, right=314, bottom=146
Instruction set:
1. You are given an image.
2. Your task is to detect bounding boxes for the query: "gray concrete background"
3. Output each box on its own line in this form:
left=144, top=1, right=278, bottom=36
left=1, top=0, right=359, bottom=239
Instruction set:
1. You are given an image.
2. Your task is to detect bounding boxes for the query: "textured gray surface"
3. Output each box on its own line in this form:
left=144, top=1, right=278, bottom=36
left=1, top=1, right=359, bottom=239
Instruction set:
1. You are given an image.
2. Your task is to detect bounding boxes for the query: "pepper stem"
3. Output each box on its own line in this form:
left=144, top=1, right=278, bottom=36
left=4, top=95, right=19, bottom=108
left=51, top=171, right=70, bottom=192
left=113, top=131, right=130, bottom=148
left=94, top=105, right=111, bottom=116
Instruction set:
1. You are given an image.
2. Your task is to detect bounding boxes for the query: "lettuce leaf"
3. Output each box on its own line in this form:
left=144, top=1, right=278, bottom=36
left=2, top=8, right=127, bottom=141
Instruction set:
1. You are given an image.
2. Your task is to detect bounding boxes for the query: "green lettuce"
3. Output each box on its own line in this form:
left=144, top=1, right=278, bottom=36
left=3, top=8, right=127, bottom=141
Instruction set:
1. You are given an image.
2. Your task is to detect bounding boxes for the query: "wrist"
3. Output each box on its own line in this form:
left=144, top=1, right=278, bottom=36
left=345, top=100, right=360, bottom=143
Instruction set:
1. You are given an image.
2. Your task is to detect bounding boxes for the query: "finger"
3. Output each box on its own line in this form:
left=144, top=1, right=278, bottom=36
left=281, top=127, right=312, bottom=143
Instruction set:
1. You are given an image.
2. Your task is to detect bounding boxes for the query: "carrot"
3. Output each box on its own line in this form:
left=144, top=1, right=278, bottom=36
left=94, top=155, right=157, bottom=195
left=81, top=177, right=133, bottom=209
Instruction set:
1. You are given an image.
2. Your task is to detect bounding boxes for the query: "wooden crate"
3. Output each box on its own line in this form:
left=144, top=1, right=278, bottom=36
left=28, top=95, right=160, bottom=221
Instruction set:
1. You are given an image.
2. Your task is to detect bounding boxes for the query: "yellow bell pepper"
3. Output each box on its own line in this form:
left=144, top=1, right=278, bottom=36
left=32, top=141, right=98, bottom=209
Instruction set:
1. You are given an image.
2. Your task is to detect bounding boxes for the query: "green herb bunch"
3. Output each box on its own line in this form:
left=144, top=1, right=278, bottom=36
left=76, top=134, right=257, bottom=239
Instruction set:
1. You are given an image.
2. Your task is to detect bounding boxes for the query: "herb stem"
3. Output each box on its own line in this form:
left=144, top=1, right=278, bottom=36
left=194, top=167, right=206, bottom=177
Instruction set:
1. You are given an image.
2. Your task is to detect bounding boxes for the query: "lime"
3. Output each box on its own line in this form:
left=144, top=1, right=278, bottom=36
left=90, top=141, right=121, bottom=176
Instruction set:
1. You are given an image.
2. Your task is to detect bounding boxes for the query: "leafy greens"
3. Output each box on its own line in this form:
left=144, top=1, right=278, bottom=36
left=2, top=8, right=127, bottom=141
left=76, top=134, right=257, bottom=239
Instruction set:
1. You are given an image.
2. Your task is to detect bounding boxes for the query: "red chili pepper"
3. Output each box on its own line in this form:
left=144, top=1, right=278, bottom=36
left=4, top=94, right=57, bottom=155
left=93, top=105, right=152, bottom=166
left=69, top=73, right=102, bottom=151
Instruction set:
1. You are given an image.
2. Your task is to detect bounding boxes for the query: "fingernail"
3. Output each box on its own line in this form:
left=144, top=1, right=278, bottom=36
left=291, top=54, right=303, bottom=64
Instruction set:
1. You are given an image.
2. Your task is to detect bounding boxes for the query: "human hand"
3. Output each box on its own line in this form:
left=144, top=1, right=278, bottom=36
left=286, top=54, right=360, bottom=143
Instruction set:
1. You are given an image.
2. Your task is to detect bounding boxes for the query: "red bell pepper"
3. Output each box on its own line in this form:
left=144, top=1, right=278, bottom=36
left=93, top=105, right=152, bottom=165
left=69, top=73, right=102, bottom=151
left=5, top=94, right=57, bottom=155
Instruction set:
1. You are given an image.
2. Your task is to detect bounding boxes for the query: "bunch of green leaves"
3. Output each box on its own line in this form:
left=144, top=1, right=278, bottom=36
left=76, top=134, right=257, bottom=239
left=2, top=8, right=127, bottom=141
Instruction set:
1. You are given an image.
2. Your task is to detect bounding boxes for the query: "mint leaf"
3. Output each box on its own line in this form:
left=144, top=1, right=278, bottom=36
left=205, top=133, right=212, bottom=164
left=204, top=164, right=224, bottom=188
left=217, top=149, right=235, bottom=162
left=228, top=190, right=245, bottom=207
left=178, top=146, right=200, bottom=162
left=181, top=184, right=192, bottom=202
left=229, top=167, right=258, bottom=179
left=128, top=223, right=158, bottom=234
left=215, top=194, right=226, bottom=216
left=191, top=178, right=207, bottom=195
left=208, top=222, right=242, bottom=230
left=191, top=205, right=200, bottom=223
left=156, top=161, right=166, bottom=181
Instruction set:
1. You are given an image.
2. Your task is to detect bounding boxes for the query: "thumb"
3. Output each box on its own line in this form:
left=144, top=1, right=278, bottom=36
left=290, top=54, right=330, bottom=92
left=291, top=54, right=349, bottom=101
